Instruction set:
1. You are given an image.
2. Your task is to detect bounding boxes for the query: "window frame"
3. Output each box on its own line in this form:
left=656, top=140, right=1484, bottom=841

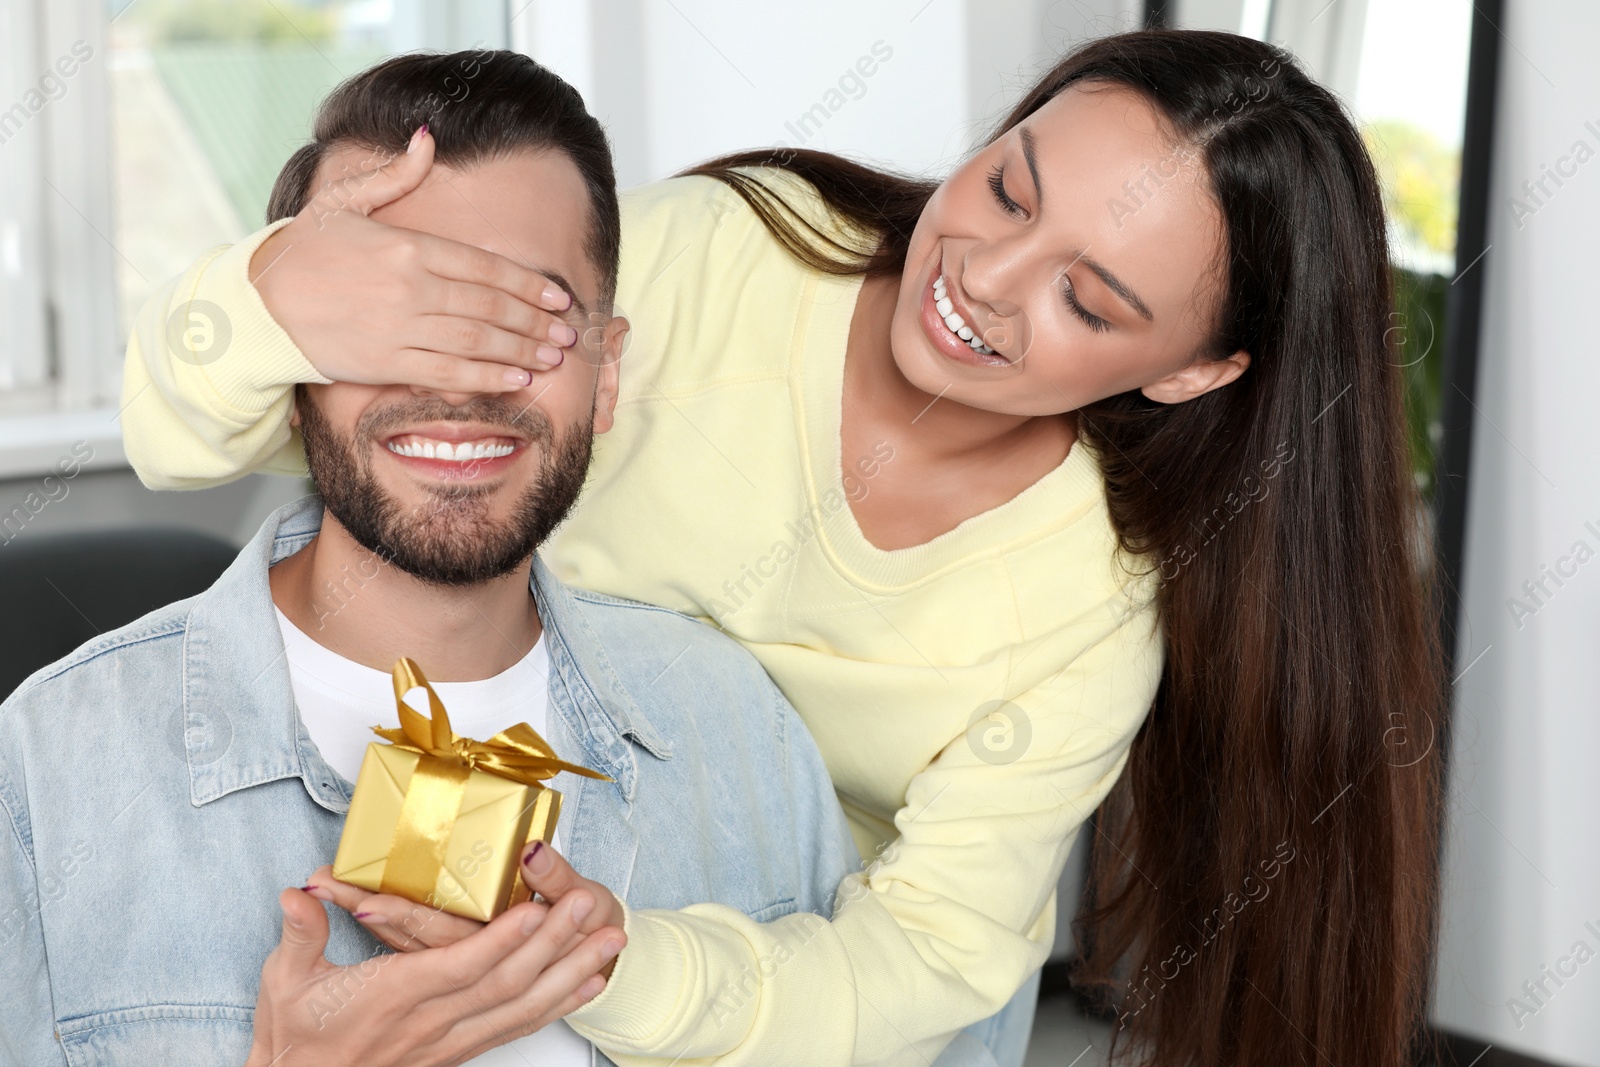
left=0, top=0, right=121, bottom=470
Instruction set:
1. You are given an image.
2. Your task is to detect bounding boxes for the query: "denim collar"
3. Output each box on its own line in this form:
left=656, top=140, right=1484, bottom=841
left=182, top=496, right=671, bottom=812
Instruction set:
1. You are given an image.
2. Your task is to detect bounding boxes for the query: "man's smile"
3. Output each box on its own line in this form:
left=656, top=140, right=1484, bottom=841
left=378, top=421, right=532, bottom=481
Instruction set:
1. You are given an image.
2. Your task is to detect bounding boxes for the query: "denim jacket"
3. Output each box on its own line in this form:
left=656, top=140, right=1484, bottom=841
left=0, top=497, right=865, bottom=1066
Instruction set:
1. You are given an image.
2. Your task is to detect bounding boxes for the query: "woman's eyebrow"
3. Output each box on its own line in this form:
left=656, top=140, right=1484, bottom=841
left=1019, top=124, right=1153, bottom=322
left=1020, top=127, right=1043, bottom=206
left=1079, top=254, right=1154, bottom=322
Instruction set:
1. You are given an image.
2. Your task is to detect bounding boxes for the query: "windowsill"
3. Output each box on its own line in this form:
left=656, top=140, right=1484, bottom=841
left=0, top=409, right=129, bottom=481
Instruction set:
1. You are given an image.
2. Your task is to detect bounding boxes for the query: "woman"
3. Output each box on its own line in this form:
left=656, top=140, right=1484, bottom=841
left=122, top=30, right=1443, bottom=1067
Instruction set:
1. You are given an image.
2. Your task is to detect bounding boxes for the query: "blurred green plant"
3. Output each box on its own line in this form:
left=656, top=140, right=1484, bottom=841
left=138, top=0, right=335, bottom=43
left=1364, top=120, right=1461, bottom=259
left=1392, top=267, right=1447, bottom=500
left=1363, top=120, right=1457, bottom=502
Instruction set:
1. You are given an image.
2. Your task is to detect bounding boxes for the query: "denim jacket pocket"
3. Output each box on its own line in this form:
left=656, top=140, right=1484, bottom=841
left=57, top=1004, right=253, bottom=1067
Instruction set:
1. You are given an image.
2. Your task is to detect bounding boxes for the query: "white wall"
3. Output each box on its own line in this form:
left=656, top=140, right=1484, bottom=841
left=1432, top=1, right=1600, bottom=1062
left=514, top=0, right=1138, bottom=187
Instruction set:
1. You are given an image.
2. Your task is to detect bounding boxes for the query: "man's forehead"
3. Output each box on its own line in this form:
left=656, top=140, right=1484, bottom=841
left=312, top=143, right=597, bottom=311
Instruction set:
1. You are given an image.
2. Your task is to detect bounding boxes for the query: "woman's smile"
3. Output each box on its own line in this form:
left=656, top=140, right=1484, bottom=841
left=919, top=252, right=1013, bottom=369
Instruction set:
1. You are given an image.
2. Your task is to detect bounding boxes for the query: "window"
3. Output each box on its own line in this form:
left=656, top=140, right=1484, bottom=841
left=0, top=0, right=510, bottom=420
left=1170, top=0, right=1475, bottom=503
left=1352, top=0, right=1474, bottom=502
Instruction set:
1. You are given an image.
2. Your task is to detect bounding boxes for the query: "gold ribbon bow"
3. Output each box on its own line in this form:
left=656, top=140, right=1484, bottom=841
left=374, top=657, right=611, bottom=907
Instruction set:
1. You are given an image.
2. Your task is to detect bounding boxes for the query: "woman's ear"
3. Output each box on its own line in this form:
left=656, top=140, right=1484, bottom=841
left=1141, top=348, right=1250, bottom=404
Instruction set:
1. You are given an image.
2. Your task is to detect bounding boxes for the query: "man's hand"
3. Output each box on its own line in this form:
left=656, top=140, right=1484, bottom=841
left=305, top=842, right=625, bottom=978
left=244, top=885, right=623, bottom=1067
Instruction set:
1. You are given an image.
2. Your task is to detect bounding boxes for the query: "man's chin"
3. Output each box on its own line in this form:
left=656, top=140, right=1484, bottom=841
left=297, top=389, right=594, bottom=589
left=315, top=486, right=540, bottom=587
left=354, top=520, right=537, bottom=588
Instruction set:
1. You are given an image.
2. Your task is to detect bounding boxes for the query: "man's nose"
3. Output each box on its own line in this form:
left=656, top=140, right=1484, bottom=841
left=408, top=384, right=488, bottom=407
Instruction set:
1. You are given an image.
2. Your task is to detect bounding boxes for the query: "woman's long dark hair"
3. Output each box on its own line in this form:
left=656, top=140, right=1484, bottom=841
left=684, top=30, right=1444, bottom=1067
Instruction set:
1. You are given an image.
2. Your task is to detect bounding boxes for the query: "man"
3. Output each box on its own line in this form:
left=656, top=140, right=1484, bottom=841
left=0, top=52, right=857, bottom=1066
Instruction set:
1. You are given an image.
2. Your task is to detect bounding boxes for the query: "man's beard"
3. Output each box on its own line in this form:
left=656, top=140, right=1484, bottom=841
left=296, top=387, right=592, bottom=587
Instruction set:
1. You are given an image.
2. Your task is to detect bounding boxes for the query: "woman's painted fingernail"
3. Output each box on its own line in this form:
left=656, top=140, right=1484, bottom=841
left=571, top=895, right=595, bottom=925
left=555, top=324, right=579, bottom=347
left=504, top=367, right=532, bottom=387
left=543, top=284, right=572, bottom=310
left=534, top=345, right=563, bottom=369
left=407, top=124, right=428, bottom=153
left=523, top=841, right=544, bottom=868
left=354, top=910, right=386, bottom=923
left=600, top=938, right=623, bottom=961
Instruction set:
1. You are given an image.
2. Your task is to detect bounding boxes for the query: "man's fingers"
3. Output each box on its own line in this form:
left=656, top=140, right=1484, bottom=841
left=462, top=926, right=624, bottom=1048
left=550, top=972, right=610, bottom=1022
left=272, top=887, right=332, bottom=973
left=429, top=888, right=598, bottom=1002
left=420, top=899, right=560, bottom=994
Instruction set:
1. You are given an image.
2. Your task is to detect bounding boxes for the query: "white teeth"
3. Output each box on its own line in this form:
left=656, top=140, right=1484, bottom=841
left=385, top=438, right=516, bottom=462
left=930, top=273, right=996, bottom=356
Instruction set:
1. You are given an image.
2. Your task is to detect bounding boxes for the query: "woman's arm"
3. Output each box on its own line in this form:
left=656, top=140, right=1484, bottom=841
left=121, top=219, right=322, bottom=490
left=543, top=610, right=1162, bottom=1067
left=121, top=133, right=579, bottom=490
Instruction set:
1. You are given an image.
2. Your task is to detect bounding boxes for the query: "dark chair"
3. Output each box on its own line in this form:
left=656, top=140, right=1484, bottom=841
left=0, top=528, right=237, bottom=700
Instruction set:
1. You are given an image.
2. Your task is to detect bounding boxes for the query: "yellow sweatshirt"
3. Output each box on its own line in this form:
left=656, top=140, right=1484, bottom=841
left=121, top=169, right=1163, bottom=1066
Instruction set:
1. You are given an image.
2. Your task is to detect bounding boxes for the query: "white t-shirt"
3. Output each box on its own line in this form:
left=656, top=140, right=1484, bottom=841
left=275, top=608, right=592, bottom=1067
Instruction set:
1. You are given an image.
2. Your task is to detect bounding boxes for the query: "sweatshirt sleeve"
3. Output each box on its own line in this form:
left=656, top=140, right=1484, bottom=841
left=120, top=219, right=323, bottom=490
left=567, top=599, right=1163, bottom=1067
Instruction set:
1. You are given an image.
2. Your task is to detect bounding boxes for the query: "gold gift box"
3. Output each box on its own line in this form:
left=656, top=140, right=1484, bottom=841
left=332, top=658, right=609, bottom=922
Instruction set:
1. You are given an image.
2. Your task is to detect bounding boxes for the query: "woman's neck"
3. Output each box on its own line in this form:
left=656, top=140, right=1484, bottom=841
left=846, top=274, right=1051, bottom=457
left=841, top=273, right=1076, bottom=550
